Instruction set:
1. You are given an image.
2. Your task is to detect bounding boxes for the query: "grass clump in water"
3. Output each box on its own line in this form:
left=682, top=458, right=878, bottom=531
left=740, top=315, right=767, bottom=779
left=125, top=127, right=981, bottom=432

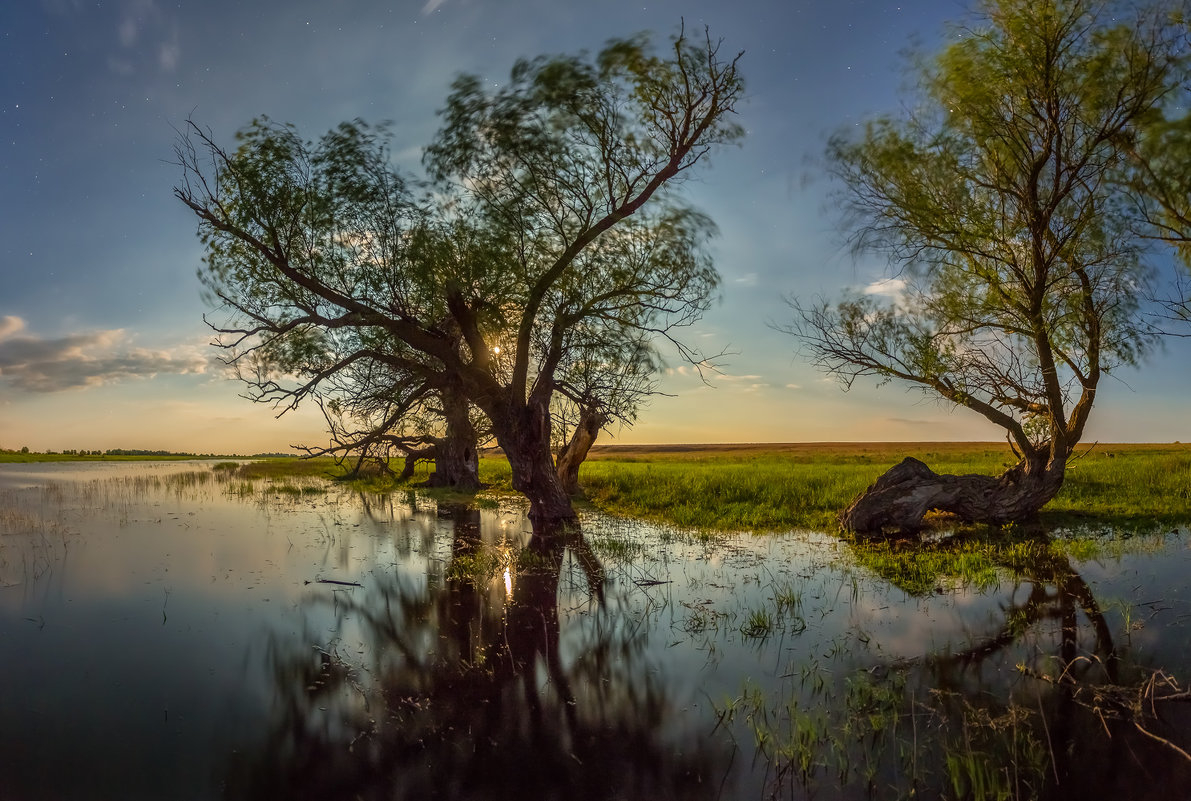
left=740, top=607, right=776, bottom=639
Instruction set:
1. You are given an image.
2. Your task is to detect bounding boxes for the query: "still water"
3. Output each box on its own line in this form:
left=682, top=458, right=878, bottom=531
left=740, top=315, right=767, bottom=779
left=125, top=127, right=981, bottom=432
left=1, top=461, right=1190, bottom=800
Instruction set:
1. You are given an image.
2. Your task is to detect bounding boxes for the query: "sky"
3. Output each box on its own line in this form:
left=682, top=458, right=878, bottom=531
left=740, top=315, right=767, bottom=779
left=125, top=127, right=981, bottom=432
left=1, top=0, right=1189, bottom=454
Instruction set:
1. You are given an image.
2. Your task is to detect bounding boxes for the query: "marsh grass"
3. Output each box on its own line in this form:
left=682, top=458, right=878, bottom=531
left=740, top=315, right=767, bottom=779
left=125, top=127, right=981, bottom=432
left=726, top=668, right=1053, bottom=800
left=1045, top=445, right=1191, bottom=524
left=578, top=442, right=1191, bottom=533
left=76, top=442, right=1184, bottom=537
left=841, top=526, right=1177, bottom=598
left=14, top=443, right=1186, bottom=536
left=577, top=444, right=1012, bottom=532
left=588, top=534, right=648, bottom=562
left=231, top=458, right=346, bottom=480
left=446, top=548, right=510, bottom=588
left=740, top=607, right=776, bottom=638
left=847, top=536, right=1016, bottom=596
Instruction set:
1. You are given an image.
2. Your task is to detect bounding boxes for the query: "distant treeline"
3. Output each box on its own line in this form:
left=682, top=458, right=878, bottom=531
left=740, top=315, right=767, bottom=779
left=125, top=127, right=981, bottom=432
left=0, top=447, right=299, bottom=459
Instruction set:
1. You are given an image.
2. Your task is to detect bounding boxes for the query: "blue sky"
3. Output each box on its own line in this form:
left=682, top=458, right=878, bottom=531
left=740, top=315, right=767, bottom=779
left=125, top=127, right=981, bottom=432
left=1, top=0, right=1188, bottom=454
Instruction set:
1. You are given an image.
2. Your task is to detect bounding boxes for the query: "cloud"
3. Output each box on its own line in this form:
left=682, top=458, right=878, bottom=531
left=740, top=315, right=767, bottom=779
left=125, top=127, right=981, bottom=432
left=117, top=0, right=157, bottom=47
left=0, top=318, right=210, bottom=392
left=862, top=277, right=907, bottom=300
left=118, top=14, right=140, bottom=47
left=733, top=272, right=758, bottom=287
left=159, top=37, right=181, bottom=71
left=107, top=0, right=180, bottom=75
left=422, top=0, right=448, bottom=13
left=0, top=316, right=25, bottom=339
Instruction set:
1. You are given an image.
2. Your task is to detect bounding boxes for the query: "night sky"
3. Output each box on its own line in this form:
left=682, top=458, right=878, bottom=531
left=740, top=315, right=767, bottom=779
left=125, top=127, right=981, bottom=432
left=2, top=0, right=1188, bottom=454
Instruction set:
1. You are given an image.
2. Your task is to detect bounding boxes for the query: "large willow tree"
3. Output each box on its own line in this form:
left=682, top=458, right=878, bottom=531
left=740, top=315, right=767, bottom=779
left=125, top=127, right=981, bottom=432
left=176, top=29, right=743, bottom=528
left=790, top=0, right=1188, bottom=534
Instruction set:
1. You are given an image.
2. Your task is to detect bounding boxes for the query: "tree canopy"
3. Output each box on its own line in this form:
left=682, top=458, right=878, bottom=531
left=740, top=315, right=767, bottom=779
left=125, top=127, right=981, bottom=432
left=787, top=0, right=1189, bottom=533
left=176, top=27, right=744, bottom=526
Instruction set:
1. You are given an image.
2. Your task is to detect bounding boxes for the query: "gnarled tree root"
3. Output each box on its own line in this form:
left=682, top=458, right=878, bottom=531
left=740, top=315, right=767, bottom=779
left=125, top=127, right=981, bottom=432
left=841, top=456, right=1064, bottom=536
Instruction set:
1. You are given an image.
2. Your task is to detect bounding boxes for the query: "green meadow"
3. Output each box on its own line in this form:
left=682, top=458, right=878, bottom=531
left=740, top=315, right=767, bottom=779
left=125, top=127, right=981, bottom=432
left=9, top=441, right=1189, bottom=534
left=533, top=442, right=1191, bottom=533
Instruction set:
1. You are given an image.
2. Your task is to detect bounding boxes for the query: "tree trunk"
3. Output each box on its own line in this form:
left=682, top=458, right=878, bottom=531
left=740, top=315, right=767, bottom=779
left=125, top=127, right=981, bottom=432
left=490, top=398, right=577, bottom=529
left=555, top=406, right=608, bottom=496
left=398, top=446, right=436, bottom=482
left=424, top=385, right=481, bottom=490
left=841, top=453, right=1067, bottom=535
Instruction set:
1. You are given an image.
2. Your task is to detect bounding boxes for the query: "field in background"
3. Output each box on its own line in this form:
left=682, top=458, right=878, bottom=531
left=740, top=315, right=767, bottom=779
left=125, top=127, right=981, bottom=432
left=5, top=442, right=1189, bottom=533
left=569, top=441, right=1191, bottom=532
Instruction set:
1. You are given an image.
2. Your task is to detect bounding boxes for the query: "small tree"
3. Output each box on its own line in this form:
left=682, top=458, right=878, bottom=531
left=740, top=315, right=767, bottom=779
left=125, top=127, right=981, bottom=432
left=176, top=28, right=743, bottom=528
left=786, top=0, right=1186, bottom=534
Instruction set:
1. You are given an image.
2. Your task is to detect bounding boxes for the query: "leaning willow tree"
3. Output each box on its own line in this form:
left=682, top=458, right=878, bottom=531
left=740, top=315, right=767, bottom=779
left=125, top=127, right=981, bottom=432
left=789, top=0, right=1188, bottom=534
left=176, top=30, right=743, bottom=527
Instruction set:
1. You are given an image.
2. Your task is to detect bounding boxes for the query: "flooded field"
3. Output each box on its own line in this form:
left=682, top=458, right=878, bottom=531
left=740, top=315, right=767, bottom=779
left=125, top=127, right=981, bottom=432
left=2, top=461, right=1190, bottom=800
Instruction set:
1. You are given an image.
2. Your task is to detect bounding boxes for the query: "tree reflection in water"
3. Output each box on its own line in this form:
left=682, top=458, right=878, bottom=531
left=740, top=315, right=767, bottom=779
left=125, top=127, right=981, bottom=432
left=921, top=543, right=1191, bottom=800
left=744, top=534, right=1191, bottom=800
left=225, top=505, right=731, bottom=800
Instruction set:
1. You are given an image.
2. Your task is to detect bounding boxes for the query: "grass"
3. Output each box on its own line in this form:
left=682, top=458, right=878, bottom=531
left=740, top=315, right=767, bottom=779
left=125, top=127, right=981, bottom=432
left=8, top=442, right=1190, bottom=535
left=576, top=442, right=1191, bottom=533
left=725, top=667, right=1054, bottom=800
left=846, top=533, right=1044, bottom=596
left=0, top=451, right=215, bottom=463
left=576, top=443, right=1011, bottom=532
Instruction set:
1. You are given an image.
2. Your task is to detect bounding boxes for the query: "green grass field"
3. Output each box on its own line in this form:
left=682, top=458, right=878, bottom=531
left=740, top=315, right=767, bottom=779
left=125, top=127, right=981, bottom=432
left=6, top=442, right=1189, bottom=533
left=568, top=442, right=1191, bottom=533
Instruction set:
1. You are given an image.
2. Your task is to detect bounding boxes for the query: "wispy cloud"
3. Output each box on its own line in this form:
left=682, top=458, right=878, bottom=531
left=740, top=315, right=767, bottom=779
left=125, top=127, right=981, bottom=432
left=422, top=0, right=448, bottom=14
left=158, top=28, right=181, bottom=71
left=862, top=277, right=907, bottom=300
left=107, top=0, right=180, bottom=75
left=665, top=365, right=769, bottom=392
left=0, top=316, right=24, bottom=339
left=0, top=317, right=210, bottom=392
left=886, top=417, right=936, bottom=427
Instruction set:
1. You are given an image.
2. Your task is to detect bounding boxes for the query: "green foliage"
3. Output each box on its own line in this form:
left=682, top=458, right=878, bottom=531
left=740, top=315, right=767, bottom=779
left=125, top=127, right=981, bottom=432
left=792, top=0, right=1187, bottom=461
left=176, top=28, right=744, bottom=518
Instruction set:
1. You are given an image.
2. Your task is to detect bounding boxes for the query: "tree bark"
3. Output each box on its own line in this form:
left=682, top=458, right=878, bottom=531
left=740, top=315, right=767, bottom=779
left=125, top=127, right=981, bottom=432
left=490, top=398, right=577, bottom=529
left=841, top=454, right=1067, bottom=535
left=398, top=446, right=436, bottom=482
left=423, top=384, right=481, bottom=490
left=555, top=406, right=608, bottom=496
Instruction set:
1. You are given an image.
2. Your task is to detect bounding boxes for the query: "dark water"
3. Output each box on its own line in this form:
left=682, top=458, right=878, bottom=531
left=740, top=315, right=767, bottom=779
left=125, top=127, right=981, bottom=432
left=1, top=462, right=1190, bottom=800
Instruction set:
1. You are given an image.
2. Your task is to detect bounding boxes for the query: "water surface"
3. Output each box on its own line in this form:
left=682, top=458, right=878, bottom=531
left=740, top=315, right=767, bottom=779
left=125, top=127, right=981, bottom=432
left=2, top=461, right=1189, bottom=799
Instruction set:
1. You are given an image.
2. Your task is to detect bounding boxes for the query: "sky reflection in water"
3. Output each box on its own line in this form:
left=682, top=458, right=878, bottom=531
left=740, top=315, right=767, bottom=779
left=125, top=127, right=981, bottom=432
left=1, top=462, right=1190, bottom=800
